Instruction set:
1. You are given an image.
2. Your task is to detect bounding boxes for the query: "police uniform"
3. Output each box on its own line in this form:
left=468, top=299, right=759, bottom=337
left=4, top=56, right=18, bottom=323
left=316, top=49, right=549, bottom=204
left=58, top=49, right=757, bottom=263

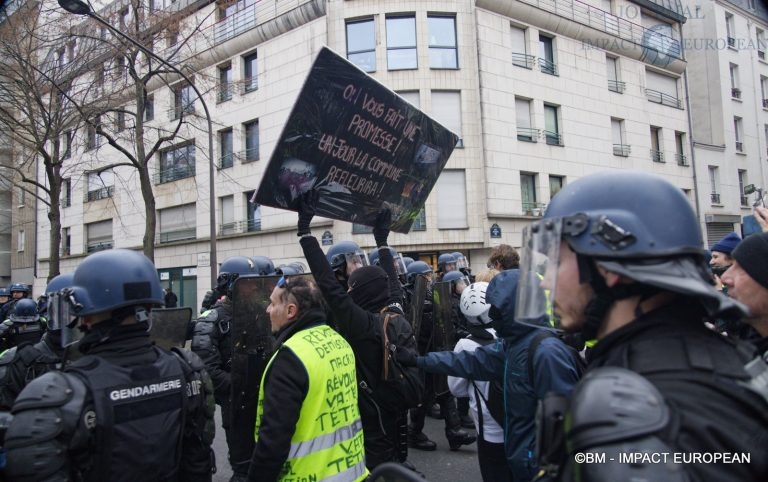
left=0, top=333, right=63, bottom=410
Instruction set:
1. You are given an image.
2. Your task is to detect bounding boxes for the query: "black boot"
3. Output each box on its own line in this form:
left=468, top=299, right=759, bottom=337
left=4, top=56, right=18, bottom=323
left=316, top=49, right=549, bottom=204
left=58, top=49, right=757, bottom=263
left=445, top=428, right=476, bottom=451
left=408, top=430, right=437, bottom=451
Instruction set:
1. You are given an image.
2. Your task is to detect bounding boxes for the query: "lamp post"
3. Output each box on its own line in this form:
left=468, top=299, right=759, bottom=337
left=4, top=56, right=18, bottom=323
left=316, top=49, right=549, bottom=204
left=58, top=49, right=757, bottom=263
left=57, top=0, right=218, bottom=289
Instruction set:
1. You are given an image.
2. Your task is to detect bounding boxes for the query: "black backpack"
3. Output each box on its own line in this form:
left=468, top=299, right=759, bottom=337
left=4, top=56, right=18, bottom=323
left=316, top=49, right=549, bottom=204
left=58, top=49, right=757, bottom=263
left=374, top=312, right=424, bottom=410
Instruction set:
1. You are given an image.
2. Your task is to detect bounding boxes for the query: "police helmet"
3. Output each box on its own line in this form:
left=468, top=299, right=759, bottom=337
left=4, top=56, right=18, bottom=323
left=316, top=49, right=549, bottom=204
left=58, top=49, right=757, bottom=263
left=45, top=272, right=75, bottom=295
left=0, top=287, right=9, bottom=297
left=368, top=247, right=407, bottom=276
left=66, top=249, right=164, bottom=316
left=217, top=256, right=256, bottom=294
left=251, top=256, right=276, bottom=276
left=43, top=273, right=75, bottom=332
left=402, top=256, right=415, bottom=268
left=10, top=298, right=40, bottom=323
left=440, top=270, right=471, bottom=294
left=326, top=241, right=369, bottom=278
left=406, top=260, right=433, bottom=285
left=460, top=282, right=492, bottom=326
left=9, top=283, right=29, bottom=294
left=452, top=252, right=469, bottom=270
left=437, top=253, right=457, bottom=273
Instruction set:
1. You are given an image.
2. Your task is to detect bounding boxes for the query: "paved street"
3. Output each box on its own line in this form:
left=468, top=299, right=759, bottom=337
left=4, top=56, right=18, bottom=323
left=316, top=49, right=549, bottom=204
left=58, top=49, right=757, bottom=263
left=212, top=410, right=483, bottom=481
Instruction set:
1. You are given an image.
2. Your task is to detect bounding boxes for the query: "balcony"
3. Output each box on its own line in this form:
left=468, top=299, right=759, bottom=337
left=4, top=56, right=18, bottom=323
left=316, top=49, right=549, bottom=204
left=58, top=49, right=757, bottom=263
left=732, top=88, right=742, bottom=99
left=511, top=52, right=535, bottom=69
left=157, top=228, right=196, bottom=244
left=155, top=164, right=195, bottom=184
left=85, top=186, right=114, bottom=202
left=218, top=83, right=234, bottom=103
left=517, top=127, right=540, bottom=142
left=539, top=58, right=558, bottom=76
left=217, top=153, right=234, bottom=169
left=736, top=141, right=744, bottom=152
left=522, top=202, right=547, bottom=216
left=220, top=219, right=261, bottom=235
left=613, top=144, right=631, bottom=157
left=675, top=153, right=689, bottom=166
left=645, top=89, right=682, bottom=109
left=710, top=192, right=721, bottom=204
left=650, top=149, right=664, bottom=163
left=728, top=37, right=737, bottom=49
left=607, top=79, right=625, bottom=93
left=86, top=241, right=113, bottom=253
left=544, top=131, right=563, bottom=146
left=213, top=3, right=258, bottom=44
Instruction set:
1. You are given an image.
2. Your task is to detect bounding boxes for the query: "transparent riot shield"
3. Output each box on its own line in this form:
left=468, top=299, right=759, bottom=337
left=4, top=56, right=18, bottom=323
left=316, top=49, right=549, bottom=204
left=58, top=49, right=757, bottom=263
left=149, top=307, right=193, bottom=350
left=408, top=274, right=429, bottom=338
left=431, top=281, right=457, bottom=395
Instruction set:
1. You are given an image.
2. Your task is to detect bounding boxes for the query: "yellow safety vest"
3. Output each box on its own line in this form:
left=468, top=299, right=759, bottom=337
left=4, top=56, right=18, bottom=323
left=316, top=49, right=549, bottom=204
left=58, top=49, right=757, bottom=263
left=255, top=324, right=368, bottom=482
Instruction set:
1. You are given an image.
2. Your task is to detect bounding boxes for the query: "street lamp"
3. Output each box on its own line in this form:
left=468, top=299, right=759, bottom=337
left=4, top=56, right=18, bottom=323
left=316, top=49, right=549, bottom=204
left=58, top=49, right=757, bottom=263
left=57, top=0, right=218, bottom=289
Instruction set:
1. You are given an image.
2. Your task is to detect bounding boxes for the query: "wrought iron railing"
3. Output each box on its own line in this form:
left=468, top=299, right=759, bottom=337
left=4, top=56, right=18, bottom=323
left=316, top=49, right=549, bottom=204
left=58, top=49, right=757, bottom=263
left=650, top=149, right=664, bottom=163
left=710, top=192, right=721, bottom=204
left=219, top=219, right=261, bottom=235
left=608, top=79, right=625, bottom=93
left=517, top=127, right=539, bottom=142
left=511, top=52, right=535, bottom=69
left=675, top=153, right=688, bottom=166
left=154, top=165, right=195, bottom=184
left=645, top=89, right=682, bottom=109
left=613, top=144, right=631, bottom=157
left=86, top=241, right=113, bottom=253
left=156, top=228, right=196, bottom=244
left=539, top=58, right=558, bottom=76
left=85, top=186, right=114, bottom=202
left=544, top=130, right=563, bottom=146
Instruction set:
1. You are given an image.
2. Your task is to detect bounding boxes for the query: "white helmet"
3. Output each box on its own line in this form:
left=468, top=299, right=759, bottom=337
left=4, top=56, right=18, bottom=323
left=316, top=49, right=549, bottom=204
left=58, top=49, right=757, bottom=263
left=460, top=282, right=492, bottom=326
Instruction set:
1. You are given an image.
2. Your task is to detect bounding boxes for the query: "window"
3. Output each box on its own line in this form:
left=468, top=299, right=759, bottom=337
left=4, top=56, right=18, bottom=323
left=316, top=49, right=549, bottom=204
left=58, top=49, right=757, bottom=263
left=726, top=13, right=736, bottom=48
left=757, top=28, right=766, bottom=60
left=17, top=186, right=24, bottom=206
left=86, top=115, right=101, bottom=150
left=216, top=0, right=257, bottom=42
left=761, top=76, right=768, bottom=108
left=346, top=18, right=376, bottom=72
left=95, top=63, right=104, bottom=86
left=544, top=104, right=562, bottom=146
left=709, top=166, right=721, bottom=204
left=511, top=25, right=533, bottom=68
left=521, top=173, right=539, bottom=213
left=62, top=130, right=72, bottom=159
left=411, top=208, right=426, bottom=231
left=167, top=26, right=179, bottom=49
left=739, top=170, right=749, bottom=206
left=218, top=64, right=233, bottom=102
left=158, top=203, right=196, bottom=243
left=645, top=70, right=680, bottom=108
left=549, top=175, right=564, bottom=199
left=61, top=178, right=71, bottom=207
left=515, top=97, right=537, bottom=142
left=17, top=230, right=24, bottom=252
left=243, top=120, right=259, bottom=162
left=675, top=132, right=687, bottom=165
left=243, top=52, right=258, bottom=93
left=386, top=15, right=417, bottom=70
left=730, top=63, right=741, bottom=99
left=219, top=128, right=233, bottom=169
left=116, top=111, right=126, bottom=131
left=219, top=195, right=235, bottom=234
left=144, top=93, right=154, bottom=121
left=158, top=142, right=195, bottom=183
left=172, top=83, right=195, bottom=119
left=86, top=170, right=114, bottom=202
left=435, top=169, right=467, bottom=228
left=539, top=35, right=557, bottom=75
left=245, top=191, right=261, bottom=231
left=765, top=124, right=768, bottom=156
left=650, top=126, right=663, bottom=162
left=62, top=227, right=71, bottom=256
left=431, top=91, right=462, bottom=147
left=86, top=220, right=113, bottom=252
left=606, top=56, right=625, bottom=93
left=397, top=90, right=420, bottom=108
left=612, top=118, right=629, bottom=156
left=428, top=15, right=457, bottom=69
left=734, top=117, right=744, bottom=152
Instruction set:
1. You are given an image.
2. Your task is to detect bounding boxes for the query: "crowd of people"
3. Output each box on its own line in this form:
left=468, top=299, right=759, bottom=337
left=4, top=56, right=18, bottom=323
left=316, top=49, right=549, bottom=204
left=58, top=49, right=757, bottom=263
left=0, top=170, right=766, bottom=481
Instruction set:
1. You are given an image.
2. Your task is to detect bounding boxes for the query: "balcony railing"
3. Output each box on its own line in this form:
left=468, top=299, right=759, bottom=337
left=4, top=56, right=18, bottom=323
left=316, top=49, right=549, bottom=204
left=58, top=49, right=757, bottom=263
left=240, top=77, right=258, bottom=94
left=608, top=79, right=626, bottom=93
left=219, top=219, right=261, bottom=235
left=522, top=202, right=547, bottom=216
left=539, top=58, right=558, bottom=76
left=711, top=192, right=721, bottom=204
left=218, top=83, right=233, bottom=103
left=155, top=165, right=195, bottom=184
left=645, top=89, right=682, bottom=109
left=85, top=186, right=114, bottom=202
left=168, top=103, right=195, bottom=121
left=736, top=141, right=744, bottom=152
left=157, top=228, right=196, bottom=244
left=236, top=148, right=259, bottom=164
left=613, top=144, right=631, bottom=157
left=86, top=241, right=113, bottom=253
left=511, top=52, right=535, bottom=69
left=217, top=153, right=234, bottom=169
left=544, top=131, right=563, bottom=146
left=732, top=87, right=742, bottom=99
left=517, top=127, right=540, bottom=142
left=650, top=149, right=664, bottom=163
left=675, top=153, right=688, bottom=166
left=213, top=3, right=258, bottom=44
left=741, top=195, right=750, bottom=206
left=728, top=37, right=737, bottom=49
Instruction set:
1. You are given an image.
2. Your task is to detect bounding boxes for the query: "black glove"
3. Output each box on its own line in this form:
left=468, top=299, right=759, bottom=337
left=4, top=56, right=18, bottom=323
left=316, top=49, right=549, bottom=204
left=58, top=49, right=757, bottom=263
left=393, top=345, right=418, bottom=367
left=297, top=190, right=319, bottom=236
left=373, top=208, right=392, bottom=248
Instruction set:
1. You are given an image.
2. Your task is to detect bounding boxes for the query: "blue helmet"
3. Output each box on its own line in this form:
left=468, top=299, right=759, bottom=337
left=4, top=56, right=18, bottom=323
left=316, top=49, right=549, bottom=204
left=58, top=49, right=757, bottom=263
left=11, top=298, right=40, bottom=323
left=326, top=241, right=368, bottom=278
left=452, top=252, right=469, bottom=270
left=0, top=287, right=9, bottom=297
left=217, top=256, right=257, bottom=295
left=9, top=283, right=29, bottom=295
left=439, top=270, right=471, bottom=294
left=45, top=273, right=75, bottom=295
left=42, top=273, right=75, bottom=332
left=402, top=256, right=414, bottom=268
left=250, top=256, right=276, bottom=276
left=406, top=260, right=433, bottom=285
left=67, top=249, right=164, bottom=316
left=368, top=247, right=407, bottom=276
left=437, top=253, right=457, bottom=273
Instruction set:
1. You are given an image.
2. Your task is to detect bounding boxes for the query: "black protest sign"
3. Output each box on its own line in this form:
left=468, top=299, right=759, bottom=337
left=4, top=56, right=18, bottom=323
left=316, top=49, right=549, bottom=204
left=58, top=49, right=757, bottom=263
left=255, top=46, right=459, bottom=233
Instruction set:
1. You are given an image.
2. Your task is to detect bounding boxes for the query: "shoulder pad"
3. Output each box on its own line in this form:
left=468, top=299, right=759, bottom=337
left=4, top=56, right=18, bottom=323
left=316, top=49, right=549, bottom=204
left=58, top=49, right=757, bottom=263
left=172, top=347, right=206, bottom=373
left=11, top=371, right=85, bottom=412
left=197, top=310, right=218, bottom=323
left=568, top=367, right=668, bottom=452
left=0, top=346, right=18, bottom=365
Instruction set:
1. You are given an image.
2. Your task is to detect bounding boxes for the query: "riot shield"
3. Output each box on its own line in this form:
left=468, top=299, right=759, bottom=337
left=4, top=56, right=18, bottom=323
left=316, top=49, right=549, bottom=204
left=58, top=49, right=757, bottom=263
left=149, top=307, right=193, bottom=349
left=431, top=281, right=457, bottom=396
left=408, top=275, right=428, bottom=338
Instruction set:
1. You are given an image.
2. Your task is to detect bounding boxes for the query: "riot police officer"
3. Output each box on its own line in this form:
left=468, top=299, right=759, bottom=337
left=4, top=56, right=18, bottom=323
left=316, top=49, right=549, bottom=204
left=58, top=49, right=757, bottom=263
left=436, top=253, right=457, bottom=281
left=326, top=240, right=369, bottom=289
left=0, top=298, right=45, bottom=351
left=4, top=249, right=215, bottom=481
left=0, top=283, right=29, bottom=323
left=191, top=255, right=273, bottom=480
left=0, top=287, right=9, bottom=310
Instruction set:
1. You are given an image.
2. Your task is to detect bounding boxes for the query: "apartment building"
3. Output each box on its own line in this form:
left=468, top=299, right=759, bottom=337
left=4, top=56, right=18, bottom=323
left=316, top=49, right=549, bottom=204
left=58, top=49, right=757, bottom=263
left=685, top=0, right=768, bottom=246
left=32, top=0, right=695, bottom=308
